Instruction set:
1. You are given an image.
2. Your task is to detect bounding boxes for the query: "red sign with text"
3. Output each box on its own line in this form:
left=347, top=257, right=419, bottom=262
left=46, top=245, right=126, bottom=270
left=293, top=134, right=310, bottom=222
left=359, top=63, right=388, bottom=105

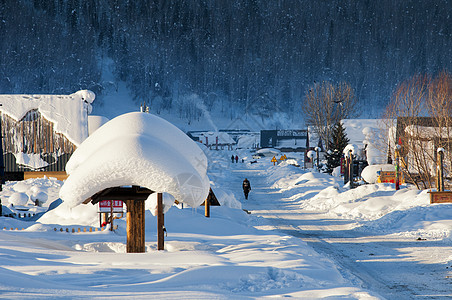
left=99, top=200, right=124, bottom=212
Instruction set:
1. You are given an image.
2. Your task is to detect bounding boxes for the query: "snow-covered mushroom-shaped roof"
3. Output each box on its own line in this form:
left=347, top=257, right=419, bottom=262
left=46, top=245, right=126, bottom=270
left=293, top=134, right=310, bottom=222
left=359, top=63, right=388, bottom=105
left=0, top=90, right=94, bottom=146
left=59, top=112, right=210, bottom=208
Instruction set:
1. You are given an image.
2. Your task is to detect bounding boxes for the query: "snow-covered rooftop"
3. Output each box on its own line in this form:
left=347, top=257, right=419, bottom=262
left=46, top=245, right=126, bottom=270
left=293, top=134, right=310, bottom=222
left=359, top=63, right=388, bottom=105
left=206, top=131, right=235, bottom=144
left=0, top=90, right=95, bottom=146
left=60, top=112, right=210, bottom=208
left=191, top=131, right=236, bottom=145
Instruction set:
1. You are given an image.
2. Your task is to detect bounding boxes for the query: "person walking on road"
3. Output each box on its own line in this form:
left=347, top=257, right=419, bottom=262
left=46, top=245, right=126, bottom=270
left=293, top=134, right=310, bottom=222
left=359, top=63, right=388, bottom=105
left=242, top=178, right=251, bottom=200
left=235, top=155, right=239, bottom=163
left=231, top=155, right=235, bottom=163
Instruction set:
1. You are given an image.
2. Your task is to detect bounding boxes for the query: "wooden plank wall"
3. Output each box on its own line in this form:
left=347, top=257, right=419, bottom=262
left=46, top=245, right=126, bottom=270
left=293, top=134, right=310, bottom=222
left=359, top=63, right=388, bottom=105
left=1, top=111, right=76, bottom=172
left=2, top=111, right=76, bottom=154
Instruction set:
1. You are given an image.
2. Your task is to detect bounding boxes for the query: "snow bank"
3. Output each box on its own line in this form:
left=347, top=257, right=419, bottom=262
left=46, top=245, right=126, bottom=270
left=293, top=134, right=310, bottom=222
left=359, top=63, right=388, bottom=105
left=260, top=155, right=452, bottom=241
left=1, top=177, right=62, bottom=208
left=60, top=112, right=210, bottom=208
left=0, top=90, right=94, bottom=146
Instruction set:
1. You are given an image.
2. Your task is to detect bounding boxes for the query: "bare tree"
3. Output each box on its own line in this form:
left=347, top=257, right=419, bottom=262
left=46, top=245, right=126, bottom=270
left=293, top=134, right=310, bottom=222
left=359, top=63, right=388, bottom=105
left=382, top=72, right=452, bottom=189
left=427, top=71, right=452, bottom=186
left=382, top=74, right=431, bottom=188
left=302, top=81, right=359, bottom=150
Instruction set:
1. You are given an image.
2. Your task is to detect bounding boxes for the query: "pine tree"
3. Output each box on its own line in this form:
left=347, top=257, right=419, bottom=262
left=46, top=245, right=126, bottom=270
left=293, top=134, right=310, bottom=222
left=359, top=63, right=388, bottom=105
left=324, top=122, right=350, bottom=174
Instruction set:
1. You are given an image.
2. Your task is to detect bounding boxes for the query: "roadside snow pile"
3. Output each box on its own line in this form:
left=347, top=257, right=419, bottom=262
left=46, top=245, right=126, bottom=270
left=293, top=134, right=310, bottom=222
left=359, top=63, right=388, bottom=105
left=301, top=184, right=428, bottom=221
left=266, top=163, right=452, bottom=240
left=60, top=112, right=210, bottom=209
left=361, top=199, right=452, bottom=239
left=269, top=164, right=341, bottom=194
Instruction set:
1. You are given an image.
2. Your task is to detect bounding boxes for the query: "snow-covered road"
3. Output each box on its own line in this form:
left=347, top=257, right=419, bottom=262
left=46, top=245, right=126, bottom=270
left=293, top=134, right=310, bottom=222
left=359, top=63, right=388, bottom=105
left=228, top=159, right=452, bottom=299
left=1, top=148, right=450, bottom=298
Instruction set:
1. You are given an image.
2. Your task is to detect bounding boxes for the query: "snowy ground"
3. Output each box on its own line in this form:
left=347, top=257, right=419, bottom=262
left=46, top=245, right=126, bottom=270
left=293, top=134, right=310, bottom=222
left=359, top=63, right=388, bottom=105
left=233, top=155, right=452, bottom=299
left=0, top=148, right=451, bottom=299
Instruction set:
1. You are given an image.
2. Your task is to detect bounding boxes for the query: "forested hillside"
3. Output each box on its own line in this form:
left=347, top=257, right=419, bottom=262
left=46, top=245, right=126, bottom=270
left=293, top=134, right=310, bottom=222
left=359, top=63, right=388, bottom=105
left=0, top=0, right=450, bottom=123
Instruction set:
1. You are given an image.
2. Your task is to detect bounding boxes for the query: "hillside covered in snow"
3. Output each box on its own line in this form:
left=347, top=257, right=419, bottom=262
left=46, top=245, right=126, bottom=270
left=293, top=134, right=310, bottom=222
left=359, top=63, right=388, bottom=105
left=1, top=1, right=450, bottom=126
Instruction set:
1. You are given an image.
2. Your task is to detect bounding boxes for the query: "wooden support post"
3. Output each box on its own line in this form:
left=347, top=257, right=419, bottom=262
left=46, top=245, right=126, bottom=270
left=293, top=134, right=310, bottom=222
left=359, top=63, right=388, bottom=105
left=438, top=149, right=445, bottom=192
left=315, top=147, right=320, bottom=170
left=343, top=156, right=349, bottom=184
left=110, top=200, right=114, bottom=231
left=348, top=150, right=354, bottom=188
left=125, top=200, right=145, bottom=253
left=205, top=198, right=210, bottom=218
left=157, top=193, right=164, bottom=251
left=395, top=147, right=400, bottom=190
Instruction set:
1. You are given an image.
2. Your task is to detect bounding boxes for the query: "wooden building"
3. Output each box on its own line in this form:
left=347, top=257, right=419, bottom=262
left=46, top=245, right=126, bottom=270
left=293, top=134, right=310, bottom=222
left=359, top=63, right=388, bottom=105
left=260, top=129, right=308, bottom=152
left=0, top=91, right=96, bottom=180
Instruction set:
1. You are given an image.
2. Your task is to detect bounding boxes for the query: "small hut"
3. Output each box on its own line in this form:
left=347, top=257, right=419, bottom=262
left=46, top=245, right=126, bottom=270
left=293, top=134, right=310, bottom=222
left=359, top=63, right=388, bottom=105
left=60, top=112, right=210, bottom=253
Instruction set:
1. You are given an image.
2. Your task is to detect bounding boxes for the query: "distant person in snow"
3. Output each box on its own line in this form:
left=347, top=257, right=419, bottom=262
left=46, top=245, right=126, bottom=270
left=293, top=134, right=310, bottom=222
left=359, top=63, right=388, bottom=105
left=235, top=155, right=239, bottom=163
left=231, top=155, right=235, bottom=163
left=242, top=178, right=251, bottom=200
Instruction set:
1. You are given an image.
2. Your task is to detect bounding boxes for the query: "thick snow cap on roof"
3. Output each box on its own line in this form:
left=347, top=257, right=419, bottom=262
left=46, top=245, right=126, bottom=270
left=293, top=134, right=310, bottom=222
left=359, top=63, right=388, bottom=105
left=0, top=90, right=94, bottom=146
left=60, top=112, right=210, bottom=208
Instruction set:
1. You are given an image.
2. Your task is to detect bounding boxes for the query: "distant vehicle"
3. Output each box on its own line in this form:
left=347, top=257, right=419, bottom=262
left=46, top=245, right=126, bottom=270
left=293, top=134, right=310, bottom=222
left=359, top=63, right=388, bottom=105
left=255, top=148, right=281, bottom=157
left=252, top=153, right=265, bottom=159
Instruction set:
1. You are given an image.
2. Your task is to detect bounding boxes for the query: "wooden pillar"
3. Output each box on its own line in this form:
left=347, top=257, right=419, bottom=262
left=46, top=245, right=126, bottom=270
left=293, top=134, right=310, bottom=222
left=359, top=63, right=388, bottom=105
left=348, top=151, right=354, bottom=188
left=125, top=199, right=145, bottom=253
left=157, top=193, right=164, bottom=251
left=315, top=147, right=320, bottom=170
left=205, top=198, right=210, bottom=218
left=395, top=147, right=400, bottom=190
left=438, top=149, right=445, bottom=192
left=343, top=156, right=349, bottom=184
left=110, top=200, right=114, bottom=231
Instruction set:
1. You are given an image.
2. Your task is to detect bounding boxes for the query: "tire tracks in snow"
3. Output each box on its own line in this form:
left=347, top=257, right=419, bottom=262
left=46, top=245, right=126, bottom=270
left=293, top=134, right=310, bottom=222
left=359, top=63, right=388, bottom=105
left=231, top=164, right=451, bottom=299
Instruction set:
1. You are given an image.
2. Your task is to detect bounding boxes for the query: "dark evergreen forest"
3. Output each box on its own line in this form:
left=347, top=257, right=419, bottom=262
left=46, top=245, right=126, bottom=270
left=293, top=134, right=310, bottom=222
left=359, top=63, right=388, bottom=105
left=0, top=0, right=450, bottom=122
